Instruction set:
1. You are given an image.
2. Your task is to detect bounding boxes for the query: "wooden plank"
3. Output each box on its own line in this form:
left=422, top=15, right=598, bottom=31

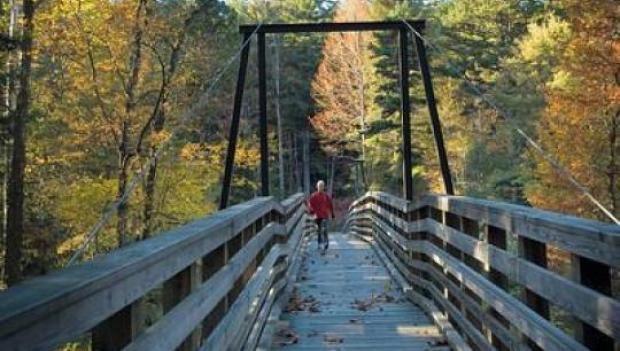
left=123, top=224, right=285, bottom=351
left=420, top=219, right=620, bottom=340
left=234, top=214, right=308, bottom=350
left=162, top=261, right=202, bottom=351
left=225, top=262, right=288, bottom=349
left=281, top=193, right=304, bottom=214
left=0, top=194, right=304, bottom=350
left=370, top=228, right=493, bottom=351
left=366, top=213, right=587, bottom=351
left=244, top=278, right=287, bottom=351
left=375, top=228, right=530, bottom=351
left=367, top=232, right=473, bottom=351
left=357, top=192, right=620, bottom=266
left=126, top=210, right=305, bottom=351
left=0, top=197, right=271, bottom=348
left=360, top=204, right=620, bottom=341
left=570, top=255, right=616, bottom=351
left=422, top=243, right=587, bottom=351
left=246, top=216, right=307, bottom=350
left=270, top=233, right=445, bottom=351
left=206, top=262, right=287, bottom=351
left=425, top=258, right=530, bottom=351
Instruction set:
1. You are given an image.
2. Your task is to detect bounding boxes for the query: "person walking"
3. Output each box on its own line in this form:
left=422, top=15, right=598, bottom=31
left=307, top=180, right=335, bottom=250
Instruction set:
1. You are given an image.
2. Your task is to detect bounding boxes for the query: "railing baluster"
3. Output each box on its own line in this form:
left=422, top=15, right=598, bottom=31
left=0, top=194, right=307, bottom=351
left=349, top=192, right=619, bottom=351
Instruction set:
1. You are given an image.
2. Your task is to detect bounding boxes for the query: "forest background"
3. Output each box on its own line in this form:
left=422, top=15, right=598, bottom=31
left=0, top=0, right=617, bottom=289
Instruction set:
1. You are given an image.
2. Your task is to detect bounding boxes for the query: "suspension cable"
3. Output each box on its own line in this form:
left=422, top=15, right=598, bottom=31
left=402, top=20, right=620, bottom=225
left=67, top=24, right=263, bottom=266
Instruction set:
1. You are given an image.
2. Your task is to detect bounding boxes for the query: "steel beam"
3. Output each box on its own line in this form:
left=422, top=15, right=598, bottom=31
left=399, top=28, right=413, bottom=201
left=240, top=21, right=424, bottom=34
left=258, top=32, right=269, bottom=196
left=414, top=35, right=455, bottom=195
left=220, top=33, right=251, bottom=210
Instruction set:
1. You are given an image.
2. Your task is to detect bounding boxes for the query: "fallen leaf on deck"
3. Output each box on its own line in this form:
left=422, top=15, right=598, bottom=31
left=324, top=334, right=344, bottom=344
left=351, top=298, right=374, bottom=311
left=285, top=292, right=321, bottom=313
left=276, top=327, right=299, bottom=346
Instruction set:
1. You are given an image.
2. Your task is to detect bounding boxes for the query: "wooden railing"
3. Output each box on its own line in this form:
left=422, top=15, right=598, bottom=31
left=345, top=192, right=620, bottom=351
left=0, top=193, right=309, bottom=351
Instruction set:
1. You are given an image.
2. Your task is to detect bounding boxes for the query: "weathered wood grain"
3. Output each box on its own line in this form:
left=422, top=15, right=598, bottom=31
left=355, top=192, right=620, bottom=266
left=353, top=209, right=594, bottom=351
left=0, top=193, right=304, bottom=350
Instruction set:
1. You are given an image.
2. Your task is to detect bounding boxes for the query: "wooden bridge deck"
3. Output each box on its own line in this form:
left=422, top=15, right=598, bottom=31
left=268, top=232, right=448, bottom=350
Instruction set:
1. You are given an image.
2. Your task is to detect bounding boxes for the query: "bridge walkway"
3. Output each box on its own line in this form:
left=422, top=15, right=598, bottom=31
left=268, top=232, right=448, bottom=350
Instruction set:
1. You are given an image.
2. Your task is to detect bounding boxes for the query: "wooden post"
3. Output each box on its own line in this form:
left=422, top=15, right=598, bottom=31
left=570, top=255, right=614, bottom=351
left=485, top=224, right=511, bottom=351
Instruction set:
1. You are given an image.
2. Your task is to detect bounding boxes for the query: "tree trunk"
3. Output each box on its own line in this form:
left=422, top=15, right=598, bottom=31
left=117, top=0, right=148, bottom=246
left=142, top=148, right=157, bottom=239
left=6, top=0, right=34, bottom=286
left=608, top=108, right=619, bottom=217
left=1, top=0, right=18, bottom=286
left=140, top=7, right=197, bottom=238
left=355, top=32, right=366, bottom=164
left=117, top=121, right=131, bottom=246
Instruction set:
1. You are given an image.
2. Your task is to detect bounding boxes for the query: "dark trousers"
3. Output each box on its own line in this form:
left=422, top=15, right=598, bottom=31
left=315, top=218, right=329, bottom=247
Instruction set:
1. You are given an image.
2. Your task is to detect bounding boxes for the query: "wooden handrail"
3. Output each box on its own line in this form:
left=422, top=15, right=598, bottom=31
left=0, top=193, right=307, bottom=350
left=350, top=191, right=620, bottom=266
left=347, top=191, right=620, bottom=351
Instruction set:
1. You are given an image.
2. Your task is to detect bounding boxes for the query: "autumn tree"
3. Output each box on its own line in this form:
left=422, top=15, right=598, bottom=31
left=526, top=0, right=620, bottom=221
left=5, top=0, right=36, bottom=286
left=311, top=0, right=372, bottom=156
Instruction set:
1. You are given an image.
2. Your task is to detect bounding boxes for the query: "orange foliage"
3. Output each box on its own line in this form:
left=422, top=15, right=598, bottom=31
left=310, top=0, right=372, bottom=155
left=527, top=0, right=620, bottom=221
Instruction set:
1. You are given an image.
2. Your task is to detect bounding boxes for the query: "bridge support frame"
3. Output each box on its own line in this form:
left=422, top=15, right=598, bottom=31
left=414, top=35, right=454, bottom=195
left=258, top=32, right=269, bottom=197
left=220, top=33, right=251, bottom=210
left=399, top=28, right=413, bottom=201
left=221, top=20, right=454, bottom=206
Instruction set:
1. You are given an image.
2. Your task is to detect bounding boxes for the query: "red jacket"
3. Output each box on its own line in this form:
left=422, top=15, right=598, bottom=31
left=307, top=191, right=334, bottom=219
